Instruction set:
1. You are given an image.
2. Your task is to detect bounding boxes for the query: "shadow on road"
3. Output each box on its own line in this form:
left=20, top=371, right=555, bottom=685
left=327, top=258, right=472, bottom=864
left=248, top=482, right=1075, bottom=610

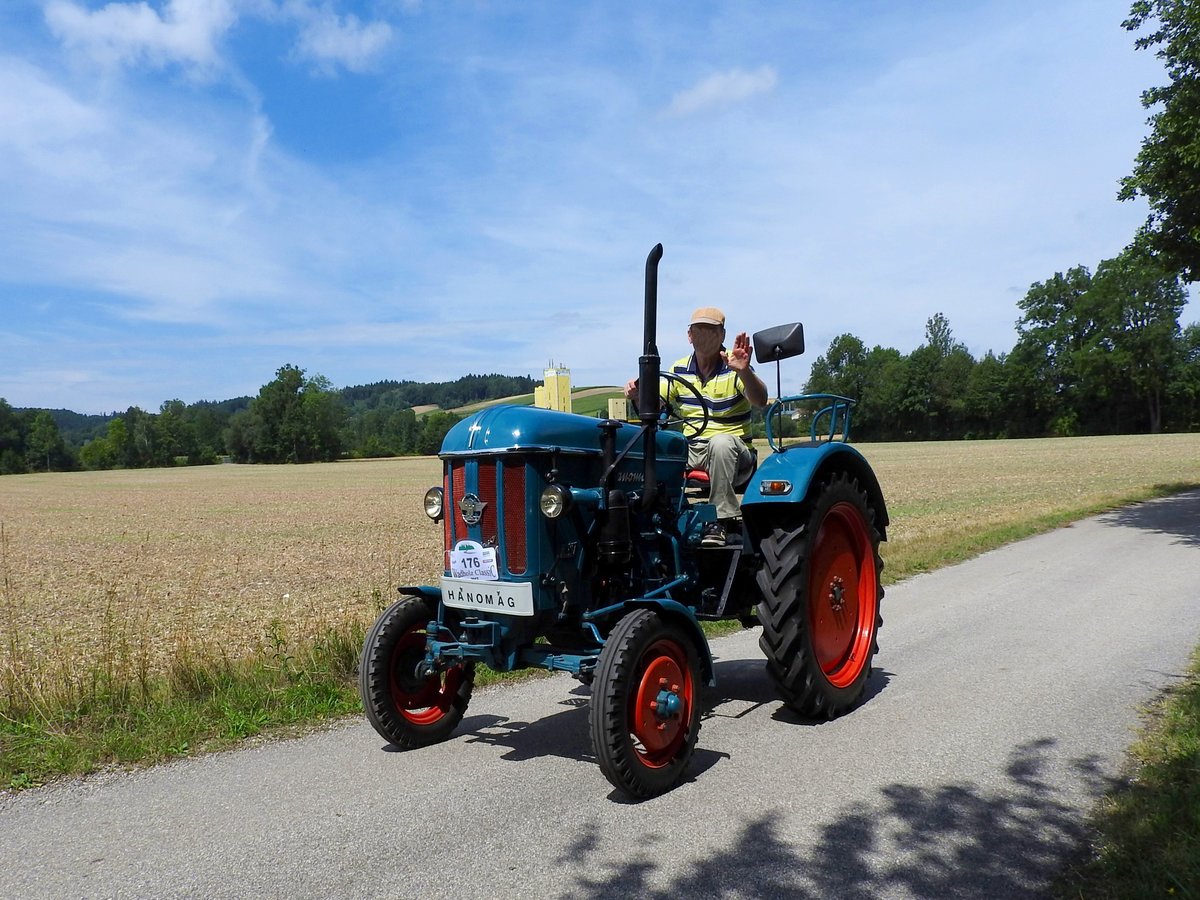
left=1100, top=486, right=1200, bottom=549
left=462, top=702, right=592, bottom=762
left=456, top=652, right=884, bottom=766
left=560, top=738, right=1115, bottom=899
left=704, top=655, right=892, bottom=725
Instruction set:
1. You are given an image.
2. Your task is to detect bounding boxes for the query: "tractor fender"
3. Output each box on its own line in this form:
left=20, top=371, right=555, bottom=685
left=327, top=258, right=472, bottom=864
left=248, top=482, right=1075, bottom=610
left=398, top=585, right=441, bottom=602
left=741, top=442, right=889, bottom=538
left=626, top=599, right=716, bottom=687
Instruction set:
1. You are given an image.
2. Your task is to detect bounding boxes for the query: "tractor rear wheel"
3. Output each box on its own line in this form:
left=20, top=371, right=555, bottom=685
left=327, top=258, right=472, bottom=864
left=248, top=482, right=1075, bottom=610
left=756, top=472, right=883, bottom=718
left=359, top=595, right=475, bottom=749
left=590, top=609, right=702, bottom=798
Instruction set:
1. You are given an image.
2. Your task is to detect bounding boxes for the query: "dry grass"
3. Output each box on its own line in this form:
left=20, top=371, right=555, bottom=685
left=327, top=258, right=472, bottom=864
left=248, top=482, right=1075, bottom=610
left=2, top=434, right=1199, bottom=693
left=0, top=458, right=445, bottom=689
left=852, top=433, right=1200, bottom=581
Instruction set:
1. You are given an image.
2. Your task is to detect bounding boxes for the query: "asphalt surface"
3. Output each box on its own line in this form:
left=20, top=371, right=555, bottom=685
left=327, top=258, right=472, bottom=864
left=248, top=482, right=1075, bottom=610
left=3, top=490, right=1199, bottom=899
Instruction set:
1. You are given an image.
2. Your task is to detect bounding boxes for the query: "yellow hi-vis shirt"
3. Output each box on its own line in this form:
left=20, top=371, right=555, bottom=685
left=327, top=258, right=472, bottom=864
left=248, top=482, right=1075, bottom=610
left=664, top=352, right=754, bottom=438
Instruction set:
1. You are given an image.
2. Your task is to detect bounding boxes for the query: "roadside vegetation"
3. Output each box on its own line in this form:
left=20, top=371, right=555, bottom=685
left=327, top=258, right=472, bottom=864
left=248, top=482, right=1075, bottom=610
left=1055, top=648, right=1200, bottom=898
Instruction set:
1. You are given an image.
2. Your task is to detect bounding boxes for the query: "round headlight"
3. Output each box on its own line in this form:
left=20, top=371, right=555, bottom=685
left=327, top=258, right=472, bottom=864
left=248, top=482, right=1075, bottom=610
left=423, top=486, right=444, bottom=520
left=539, top=484, right=571, bottom=519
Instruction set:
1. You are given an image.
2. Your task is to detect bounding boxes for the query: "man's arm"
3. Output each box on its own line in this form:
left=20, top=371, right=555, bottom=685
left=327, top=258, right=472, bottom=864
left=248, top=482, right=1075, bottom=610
left=624, top=376, right=674, bottom=408
left=725, top=331, right=769, bottom=408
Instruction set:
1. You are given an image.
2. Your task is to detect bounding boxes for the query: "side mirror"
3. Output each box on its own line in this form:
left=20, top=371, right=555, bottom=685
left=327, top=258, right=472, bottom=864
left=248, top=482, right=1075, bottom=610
left=753, top=323, right=805, bottom=363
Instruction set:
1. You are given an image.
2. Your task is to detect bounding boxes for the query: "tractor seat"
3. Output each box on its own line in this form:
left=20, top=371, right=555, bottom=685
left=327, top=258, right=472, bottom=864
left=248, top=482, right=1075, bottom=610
left=684, top=468, right=710, bottom=494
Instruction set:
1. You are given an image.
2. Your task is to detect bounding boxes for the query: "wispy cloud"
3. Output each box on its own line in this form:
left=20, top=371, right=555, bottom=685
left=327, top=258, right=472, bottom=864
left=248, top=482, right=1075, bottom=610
left=289, top=5, right=393, bottom=75
left=43, top=0, right=238, bottom=72
left=665, top=65, right=778, bottom=117
left=43, top=0, right=395, bottom=77
left=0, top=52, right=411, bottom=334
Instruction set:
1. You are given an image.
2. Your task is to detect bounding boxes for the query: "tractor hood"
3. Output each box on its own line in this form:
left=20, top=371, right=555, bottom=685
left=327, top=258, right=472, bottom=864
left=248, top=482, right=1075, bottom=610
left=440, top=404, right=688, bottom=461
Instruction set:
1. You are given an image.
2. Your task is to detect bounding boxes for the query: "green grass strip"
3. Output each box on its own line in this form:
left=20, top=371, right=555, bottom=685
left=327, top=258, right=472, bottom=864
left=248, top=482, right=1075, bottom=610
left=882, top=483, right=1199, bottom=584
left=1055, top=648, right=1200, bottom=899
left=1, top=625, right=363, bottom=790
left=0, top=619, right=541, bottom=790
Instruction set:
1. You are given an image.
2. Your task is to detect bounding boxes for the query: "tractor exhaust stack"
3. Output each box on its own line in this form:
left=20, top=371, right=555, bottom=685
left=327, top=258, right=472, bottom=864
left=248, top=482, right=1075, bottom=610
left=638, top=243, right=663, bottom=510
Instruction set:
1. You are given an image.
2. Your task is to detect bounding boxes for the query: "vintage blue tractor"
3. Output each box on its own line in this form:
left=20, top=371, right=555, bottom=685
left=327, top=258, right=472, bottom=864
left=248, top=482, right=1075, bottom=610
left=360, top=244, right=888, bottom=798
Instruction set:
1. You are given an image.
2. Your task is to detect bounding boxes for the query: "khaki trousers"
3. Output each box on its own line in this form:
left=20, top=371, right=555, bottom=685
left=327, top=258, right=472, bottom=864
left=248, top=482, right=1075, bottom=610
left=688, top=433, right=756, bottom=520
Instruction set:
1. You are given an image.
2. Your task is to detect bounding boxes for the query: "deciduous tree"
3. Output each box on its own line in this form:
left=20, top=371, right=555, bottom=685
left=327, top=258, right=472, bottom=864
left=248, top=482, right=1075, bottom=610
left=26, top=411, right=66, bottom=472
left=805, top=334, right=868, bottom=400
left=1121, top=0, right=1200, bottom=279
left=1086, top=248, right=1187, bottom=432
left=244, top=365, right=346, bottom=463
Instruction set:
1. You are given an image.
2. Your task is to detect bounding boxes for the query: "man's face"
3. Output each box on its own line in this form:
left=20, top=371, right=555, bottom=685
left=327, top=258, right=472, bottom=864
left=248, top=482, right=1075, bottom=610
left=688, top=323, right=724, bottom=355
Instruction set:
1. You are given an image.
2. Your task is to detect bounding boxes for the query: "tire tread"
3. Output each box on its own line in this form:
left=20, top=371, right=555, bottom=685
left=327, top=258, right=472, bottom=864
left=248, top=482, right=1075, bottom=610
left=756, top=472, right=884, bottom=719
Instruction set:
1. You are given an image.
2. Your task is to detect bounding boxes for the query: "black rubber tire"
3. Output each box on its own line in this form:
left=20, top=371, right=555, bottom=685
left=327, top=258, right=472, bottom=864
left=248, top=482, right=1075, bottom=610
left=589, top=609, right=702, bottom=799
left=359, top=595, right=475, bottom=749
left=756, top=472, right=884, bottom=719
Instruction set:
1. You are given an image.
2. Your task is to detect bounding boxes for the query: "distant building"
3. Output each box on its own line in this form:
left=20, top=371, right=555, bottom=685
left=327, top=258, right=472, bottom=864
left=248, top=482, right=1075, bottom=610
left=534, top=363, right=572, bottom=412
left=608, top=398, right=633, bottom=421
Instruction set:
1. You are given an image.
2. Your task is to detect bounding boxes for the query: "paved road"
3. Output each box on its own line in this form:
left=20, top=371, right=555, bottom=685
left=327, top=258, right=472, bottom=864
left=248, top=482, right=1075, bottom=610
left=3, top=491, right=1199, bottom=899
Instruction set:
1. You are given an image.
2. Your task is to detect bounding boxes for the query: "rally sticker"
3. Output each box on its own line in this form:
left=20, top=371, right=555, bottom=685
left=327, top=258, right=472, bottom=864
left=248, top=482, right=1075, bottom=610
left=448, top=539, right=499, bottom=581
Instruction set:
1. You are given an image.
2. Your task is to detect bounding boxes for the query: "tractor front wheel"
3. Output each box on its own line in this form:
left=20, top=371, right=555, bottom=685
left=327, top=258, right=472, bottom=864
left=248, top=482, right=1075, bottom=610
left=359, top=595, right=475, bottom=749
left=756, top=472, right=884, bottom=718
left=589, top=609, right=702, bottom=799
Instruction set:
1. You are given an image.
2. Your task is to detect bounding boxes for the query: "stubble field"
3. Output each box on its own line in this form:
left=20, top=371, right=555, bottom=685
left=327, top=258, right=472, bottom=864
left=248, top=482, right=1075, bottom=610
left=2, top=433, right=1199, bottom=692
left=0, top=459, right=445, bottom=693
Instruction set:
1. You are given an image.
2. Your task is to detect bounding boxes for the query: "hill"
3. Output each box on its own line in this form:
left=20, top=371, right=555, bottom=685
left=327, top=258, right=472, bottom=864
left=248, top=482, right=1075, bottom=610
left=436, top=386, right=624, bottom=417
left=341, top=374, right=537, bottom=414
left=4, top=377, right=624, bottom=473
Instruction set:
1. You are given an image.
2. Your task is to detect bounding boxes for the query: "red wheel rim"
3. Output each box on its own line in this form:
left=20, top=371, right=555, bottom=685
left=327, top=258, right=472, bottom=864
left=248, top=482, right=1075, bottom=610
left=808, top=501, right=877, bottom=688
left=388, top=627, right=464, bottom=726
left=630, top=638, right=694, bottom=768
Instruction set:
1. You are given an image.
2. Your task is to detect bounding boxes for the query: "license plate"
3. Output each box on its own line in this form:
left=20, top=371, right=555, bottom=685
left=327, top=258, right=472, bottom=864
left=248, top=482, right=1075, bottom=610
left=440, top=577, right=536, bottom=617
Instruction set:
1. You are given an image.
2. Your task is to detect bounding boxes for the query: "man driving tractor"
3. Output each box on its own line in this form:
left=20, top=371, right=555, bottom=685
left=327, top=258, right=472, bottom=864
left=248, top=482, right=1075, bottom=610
left=625, top=305, right=768, bottom=547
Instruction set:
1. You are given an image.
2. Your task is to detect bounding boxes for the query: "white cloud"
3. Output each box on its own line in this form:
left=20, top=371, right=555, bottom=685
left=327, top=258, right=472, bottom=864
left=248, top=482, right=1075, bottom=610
left=0, top=53, right=410, bottom=330
left=43, top=0, right=238, bottom=71
left=289, top=5, right=393, bottom=74
left=42, top=0, right=395, bottom=78
left=665, top=65, right=778, bottom=117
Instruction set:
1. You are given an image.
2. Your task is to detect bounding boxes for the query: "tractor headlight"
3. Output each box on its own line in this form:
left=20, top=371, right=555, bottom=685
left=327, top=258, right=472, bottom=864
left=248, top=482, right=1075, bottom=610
left=539, top=484, right=572, bottom=519
left=423, top=486, right=444, bottom=521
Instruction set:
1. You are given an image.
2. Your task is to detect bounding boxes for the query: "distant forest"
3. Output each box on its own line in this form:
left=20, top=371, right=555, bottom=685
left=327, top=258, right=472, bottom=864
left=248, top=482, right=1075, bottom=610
left=3, top=244, right=1200, bottom=475
left=0, top=371, right=536, bottom=474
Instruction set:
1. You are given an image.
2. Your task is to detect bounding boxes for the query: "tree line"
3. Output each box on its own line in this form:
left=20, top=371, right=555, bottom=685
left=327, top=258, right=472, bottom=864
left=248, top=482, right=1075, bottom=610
left=0, top=369, right=534, bottom=474
left=804, top=247, right=1199, bottom=441
left=5, top=252, right=1196, bottom=477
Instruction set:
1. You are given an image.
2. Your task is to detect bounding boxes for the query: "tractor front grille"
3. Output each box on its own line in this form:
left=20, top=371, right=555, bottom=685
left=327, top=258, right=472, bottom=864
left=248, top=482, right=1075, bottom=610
left=443, top=457, right=528, bottom=575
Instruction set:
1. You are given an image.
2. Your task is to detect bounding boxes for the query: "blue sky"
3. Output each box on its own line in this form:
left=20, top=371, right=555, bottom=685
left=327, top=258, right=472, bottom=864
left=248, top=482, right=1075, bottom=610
left=1, top=0, right=1193, bottom=414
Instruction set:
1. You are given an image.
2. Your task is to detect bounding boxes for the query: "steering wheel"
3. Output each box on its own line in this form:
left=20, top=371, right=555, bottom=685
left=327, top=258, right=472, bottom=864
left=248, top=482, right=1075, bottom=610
left=629, top=371, right=710, bottom=439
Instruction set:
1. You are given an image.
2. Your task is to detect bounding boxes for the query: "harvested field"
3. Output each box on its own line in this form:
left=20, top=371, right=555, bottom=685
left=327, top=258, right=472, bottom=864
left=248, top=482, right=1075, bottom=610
left=2, top=434, right=1199, bottom=686
left=0, top=458, right=444, bottom=683
left=855, top=432, right=1200, bottom=580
